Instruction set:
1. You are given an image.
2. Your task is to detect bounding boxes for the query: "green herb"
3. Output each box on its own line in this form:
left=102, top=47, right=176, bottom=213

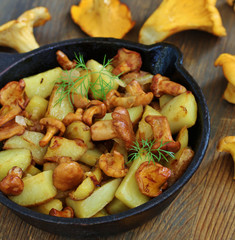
left=128, top=139, right=175, bottom=164
left=55, top=52, right=124, bottom=106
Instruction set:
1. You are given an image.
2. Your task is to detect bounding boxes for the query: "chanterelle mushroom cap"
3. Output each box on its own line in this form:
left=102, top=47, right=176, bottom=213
left=0, top=7, right=51, bottom=53
left=139, top=0, right=226, bottom=44
left=70, top=0, right=135, bottom=38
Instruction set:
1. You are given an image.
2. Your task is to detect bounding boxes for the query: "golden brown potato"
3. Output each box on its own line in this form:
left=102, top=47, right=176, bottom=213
left=160, top=91, right=197, bottom=134
left=9, top=170, right=57, bottom=207
left=66, top=178, right=121, bottom=218
left=3, top=130, right=48, bottom=165
left=44, top=136, right=87, bottom=162
left=0, top=149, right=31, bottom=181
left=24, top=67, right=62, bottom=99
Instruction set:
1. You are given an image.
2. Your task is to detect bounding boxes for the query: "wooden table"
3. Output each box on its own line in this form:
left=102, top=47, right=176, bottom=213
left=0, top=0, right=234, bottom=239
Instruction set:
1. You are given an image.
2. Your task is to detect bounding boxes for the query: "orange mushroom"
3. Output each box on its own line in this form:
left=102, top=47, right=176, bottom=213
left=145, top=115, right=181, bottom=153
left=70, top=0, right=135, bottom=38
left=151, top=74, right=187, bottom=98
left=0, top=79, right=28, bottom=109
left=99, top=150, right=128, bottom=178
left=135, top=161, right=171, bottom=197
left=82, top=100, right=107, bottom=126
left=111, top=48, right=142, bottom=76
left=139, top=0, right=226, bottom=44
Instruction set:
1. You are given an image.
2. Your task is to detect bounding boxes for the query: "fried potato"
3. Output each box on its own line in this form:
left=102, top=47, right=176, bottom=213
left=25, top=96, right=48, bottom=120
left=3, top=130, right=48, bottom=165
left=66, top=178, right=121, bottom=218
left=115, top=150, right=150, bottom=208
left=79, top=148, right=103, bottom=166
left=106, top=197, right=129, bottom=215
left=32, top=199, right=63, bottom=215
left=0, top=149, right=31, bottom=181
left=160, top=91, right=197, bottom=134
left=44, top=136, right=87, bottom=162
left=24, top=67, right=62, bottom=99
left=9, top=170, right=57, bottom=207
left=65, top=121, right=94, bottom=149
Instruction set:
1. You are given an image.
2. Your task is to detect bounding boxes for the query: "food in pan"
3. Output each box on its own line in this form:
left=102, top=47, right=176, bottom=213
left=0, top=47, right=198, bottom=218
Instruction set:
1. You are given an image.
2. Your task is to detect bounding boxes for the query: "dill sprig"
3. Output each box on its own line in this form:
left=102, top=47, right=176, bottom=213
left=55, top=52, right=124, bottom=106
left=128, top=139, right=175, bottom=164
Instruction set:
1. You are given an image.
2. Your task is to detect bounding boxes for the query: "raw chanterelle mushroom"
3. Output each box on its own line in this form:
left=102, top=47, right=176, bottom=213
left=139, top=0, right=226, bottom=44
left=70, top=0, right=135, bottom=38
left=214, top=53, right=235, bottom=104
left=0, top=7, right=51, bottom=53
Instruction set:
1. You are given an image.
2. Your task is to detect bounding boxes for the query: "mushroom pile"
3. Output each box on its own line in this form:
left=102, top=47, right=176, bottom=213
left=0, top=48, right=198, bottom=218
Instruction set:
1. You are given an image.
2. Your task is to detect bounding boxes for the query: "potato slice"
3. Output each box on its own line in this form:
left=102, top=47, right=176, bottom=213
left=106, top=197, right=129, bottom=215
left=25, top=164, right=41, bottom=176
left=69, top=176, right=96, bottom=201
left=115, top=150, right=150, bottom=208
left=86, top=59, right=119, bottom=100
left=92, top=208, right=109, bottom=217
left=43, top=162, right=58, bottom=171
left=159, top=94, right=174, bottom=108
left=0, top=149, right=31, bottom=181
left=9, top=170, right=57, bottom=207
left=79, top=148, right=103, bottom=166
left=3, top=130, right=48, bottom=165
left=32, top=199, right=63, bottom=215
left=69, top=167, right=102, bottom=200
left=25, top=96, right=48, bottom=120
left=174, top=126, right=189, bottom=160
left=24, top=67, right=62, bottom=99
left=66, top=178, right=121, bottom=218
left=160, top=91, right=197, bottom=134
left=44, top=136, right=87, bottom=162
left=65, top=121, right=94, bottom=149
left=45, top=85, right=74, bottom=121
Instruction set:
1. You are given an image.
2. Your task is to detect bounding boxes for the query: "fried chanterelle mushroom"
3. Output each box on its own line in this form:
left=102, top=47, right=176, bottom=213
left=139, top=0, right=226, bottom=44
left=70, top=0, right=135, bottom=38
left=0, top=7, right=51, bottom=53
left=215, top=53, right=235, bottom=104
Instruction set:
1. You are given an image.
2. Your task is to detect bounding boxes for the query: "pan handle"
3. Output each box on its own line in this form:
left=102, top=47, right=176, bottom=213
left=0, top=52, right=23, bottom=74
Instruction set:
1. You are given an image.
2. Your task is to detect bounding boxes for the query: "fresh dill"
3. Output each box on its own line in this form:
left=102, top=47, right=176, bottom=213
left=128, top=139, right=175, bottom=164
left=55, top=52, right=124, bottom=106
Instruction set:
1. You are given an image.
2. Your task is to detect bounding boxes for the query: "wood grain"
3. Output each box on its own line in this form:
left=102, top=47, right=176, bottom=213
left=0, top=0, right=235, bottom=239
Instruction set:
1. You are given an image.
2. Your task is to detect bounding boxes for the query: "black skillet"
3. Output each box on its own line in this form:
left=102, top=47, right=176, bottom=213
left=0, top=38, right=210, bottom=238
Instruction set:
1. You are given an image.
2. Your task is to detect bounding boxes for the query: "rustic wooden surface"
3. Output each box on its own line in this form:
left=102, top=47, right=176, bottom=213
left=0, top=0, right=235, bottom=239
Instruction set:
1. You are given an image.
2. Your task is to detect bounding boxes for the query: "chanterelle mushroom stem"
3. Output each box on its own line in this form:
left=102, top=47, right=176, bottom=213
left=0, top=7, right=51, bottom=53
left=39, top=117, right=66, bottom=147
